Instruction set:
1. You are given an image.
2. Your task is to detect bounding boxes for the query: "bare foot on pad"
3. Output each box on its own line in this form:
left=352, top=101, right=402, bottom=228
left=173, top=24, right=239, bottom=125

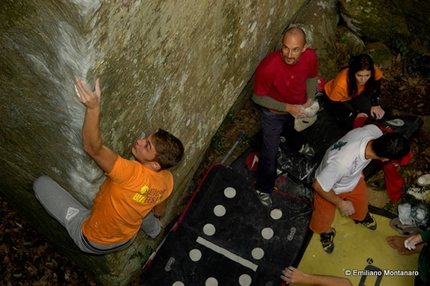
left=386, top=236, right=422, bottom=255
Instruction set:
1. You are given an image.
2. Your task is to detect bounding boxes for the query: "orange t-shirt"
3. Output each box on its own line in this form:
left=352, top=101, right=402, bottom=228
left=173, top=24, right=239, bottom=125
left=82, top=156, right=174, bottom=244
left=324, top=65, right=382, bottom=102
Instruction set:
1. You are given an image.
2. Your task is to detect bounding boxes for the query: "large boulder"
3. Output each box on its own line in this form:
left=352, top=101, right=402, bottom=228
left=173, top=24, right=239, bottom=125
left=364, top=42, right=395, bottom=69
left=288, top=0, right=339, bottom=80
left=339, top=0, right=430, bottom=55
left=335, top=25, right=365, bottom=68
left=2, top=0, right=427, bottom=284
left=0, top=0, right=308, bottom=285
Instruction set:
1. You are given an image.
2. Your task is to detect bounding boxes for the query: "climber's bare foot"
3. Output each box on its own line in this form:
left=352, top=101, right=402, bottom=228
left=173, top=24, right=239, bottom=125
left=387, top=236, right=405, bottom=249
left=386, top=236, right=422, bottom=255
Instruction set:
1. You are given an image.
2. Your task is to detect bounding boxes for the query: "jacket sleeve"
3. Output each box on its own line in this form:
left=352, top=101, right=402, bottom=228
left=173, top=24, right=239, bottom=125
left=370, top=80, right=381, bottom=106
left=306, top=76, right=318, bottom=100
left=252, top=92, right=287, bottom=112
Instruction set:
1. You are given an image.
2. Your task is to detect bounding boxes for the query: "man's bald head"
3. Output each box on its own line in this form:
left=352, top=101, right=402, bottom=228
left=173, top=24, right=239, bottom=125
left=280, top=27, right=308, bottom=65
left=282, top=27, right=307, bottom=46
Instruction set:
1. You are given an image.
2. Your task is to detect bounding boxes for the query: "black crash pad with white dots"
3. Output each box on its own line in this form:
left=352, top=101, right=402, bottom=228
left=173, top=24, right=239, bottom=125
left=141, top=164, right=313, bottom=286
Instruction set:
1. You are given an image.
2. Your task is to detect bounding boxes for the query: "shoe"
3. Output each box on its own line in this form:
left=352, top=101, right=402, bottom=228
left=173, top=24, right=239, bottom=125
left=256, top=190, right=272, bottom=207
left=389, top=218, right=422, bottom=235
left=407, top=187, right=430, bottom=200
left=279, top=137, right=293, bottom=153
left=298, top=143, right=315, bottom=158
left=354, top=212, right=377, bottom=230
left=385, top=118, right=404, bottom=127
left=280, top=136, right=286, bottom=144
left=320, top=228, right=336, bottom=254
left=417, top=174, right=430, bottom=187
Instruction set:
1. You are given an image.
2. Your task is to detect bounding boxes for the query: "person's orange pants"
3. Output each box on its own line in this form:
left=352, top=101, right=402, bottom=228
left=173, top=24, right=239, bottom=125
left=309, top=176, right=368, bottom=233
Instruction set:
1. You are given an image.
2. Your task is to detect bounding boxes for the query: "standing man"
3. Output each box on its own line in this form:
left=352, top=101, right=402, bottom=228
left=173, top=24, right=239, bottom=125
left=252, top=26, right=318, bottom=207
left=33, top=78, right=184, bottom=254
left=310, top=124, right=410, bottom=253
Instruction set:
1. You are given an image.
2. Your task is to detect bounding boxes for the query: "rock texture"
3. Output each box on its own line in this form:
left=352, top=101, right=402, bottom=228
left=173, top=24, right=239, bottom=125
left=1, top=0, right=307, bottom=285
left=339, top=0, right=430, bottom=55
left=289, top=0, right=339, bottom=80
left=1, top=0, right=429, bottom=284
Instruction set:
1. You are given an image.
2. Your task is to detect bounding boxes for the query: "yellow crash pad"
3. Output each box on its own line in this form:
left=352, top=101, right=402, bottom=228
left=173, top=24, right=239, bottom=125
left=297, top=211, right=419, bottom=286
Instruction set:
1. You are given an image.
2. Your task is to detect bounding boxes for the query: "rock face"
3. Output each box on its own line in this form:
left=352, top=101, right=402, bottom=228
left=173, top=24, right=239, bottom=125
left=339, top=0, right=430, bottom=55
left=1, top=0, right=429, bottom=284
left=289, top=0, right=339, bottom=80
left=0, top=0, right=308, bottom=285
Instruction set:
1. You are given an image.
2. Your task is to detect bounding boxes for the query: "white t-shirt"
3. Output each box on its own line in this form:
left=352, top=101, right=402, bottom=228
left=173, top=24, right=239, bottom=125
left=315, top=124, right=383, bottom=194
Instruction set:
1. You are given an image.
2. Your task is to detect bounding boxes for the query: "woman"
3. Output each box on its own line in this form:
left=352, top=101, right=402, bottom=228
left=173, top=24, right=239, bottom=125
left=324, top=54, right=385, bottom=129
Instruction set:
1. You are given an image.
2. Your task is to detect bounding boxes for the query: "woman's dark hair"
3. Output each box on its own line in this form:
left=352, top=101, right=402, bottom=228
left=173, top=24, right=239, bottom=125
left=347, top=54, right=376, bottom=98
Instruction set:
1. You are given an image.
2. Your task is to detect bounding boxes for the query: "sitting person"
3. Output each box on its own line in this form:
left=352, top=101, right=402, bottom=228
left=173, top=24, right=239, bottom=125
left=324, top=53, right=385, bottom=129
left=387, top=231, right=430, bottom=285
left=33, top=78, right=184, bottom=254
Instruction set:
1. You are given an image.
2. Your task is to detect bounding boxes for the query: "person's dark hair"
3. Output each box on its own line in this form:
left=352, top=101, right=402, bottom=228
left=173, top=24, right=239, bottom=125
left=152, top=129, right=184, bottom=170
left=372, top=132, right=410, bottom=160
left=347, top=54, right=376, bottom=98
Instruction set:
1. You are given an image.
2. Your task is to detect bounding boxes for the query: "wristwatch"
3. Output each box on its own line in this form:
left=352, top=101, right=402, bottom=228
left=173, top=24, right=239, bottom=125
left=154, top=214, right=162, bottom=219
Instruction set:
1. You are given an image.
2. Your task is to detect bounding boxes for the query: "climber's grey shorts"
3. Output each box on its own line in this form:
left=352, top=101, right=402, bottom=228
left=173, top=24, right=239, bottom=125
left=33, top=175, right=160, bottom=254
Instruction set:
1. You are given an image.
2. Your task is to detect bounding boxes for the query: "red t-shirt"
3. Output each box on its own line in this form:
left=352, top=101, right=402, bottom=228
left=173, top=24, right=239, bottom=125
left=254, top=48, right=318, bottom=104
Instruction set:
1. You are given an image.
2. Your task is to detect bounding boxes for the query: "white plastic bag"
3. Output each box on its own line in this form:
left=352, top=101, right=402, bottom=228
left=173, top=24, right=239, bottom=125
left=398, top=203, right=414, bottom=225
left=294, top=101, right=319, bottom=132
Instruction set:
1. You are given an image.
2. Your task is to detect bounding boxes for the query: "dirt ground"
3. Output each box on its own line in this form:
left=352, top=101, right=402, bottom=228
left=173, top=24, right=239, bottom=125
left=1, top=51, right=429, bottom=285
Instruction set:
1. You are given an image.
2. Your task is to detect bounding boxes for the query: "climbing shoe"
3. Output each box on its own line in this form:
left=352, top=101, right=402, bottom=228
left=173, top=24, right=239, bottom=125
left=320, top=228, right=336, bottom=254
left=256, top=190, right=272, bottom=207
left=354, top=212, right=377, bottom=230
left=298, top=143, right=315, bottom=158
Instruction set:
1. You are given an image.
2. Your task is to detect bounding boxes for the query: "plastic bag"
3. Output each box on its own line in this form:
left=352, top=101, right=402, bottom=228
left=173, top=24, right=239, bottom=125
left=398, top=203, right=414, bottom=225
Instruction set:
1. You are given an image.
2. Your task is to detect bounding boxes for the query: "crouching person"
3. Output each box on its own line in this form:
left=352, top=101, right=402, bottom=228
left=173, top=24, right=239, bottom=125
left=310, top=124, right=409, bottom=254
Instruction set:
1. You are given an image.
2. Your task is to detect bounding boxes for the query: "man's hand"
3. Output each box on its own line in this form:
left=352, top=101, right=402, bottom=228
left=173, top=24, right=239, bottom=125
left=404, top=233, right=423, bottom=250
left=281, top=266, right=353, bottom=286
left=75, top=78, right=101, bottom=110
left=304, top=98, right=314, bottom=108
left=338, top=200, right=355, bottom=217
left=281, top=266, right=308, bottom=284
left=370, top=105, right=385, bottom=119
left=78, top=77, right=118, bottom=173
left=286, top=104, right=307, bottom=118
